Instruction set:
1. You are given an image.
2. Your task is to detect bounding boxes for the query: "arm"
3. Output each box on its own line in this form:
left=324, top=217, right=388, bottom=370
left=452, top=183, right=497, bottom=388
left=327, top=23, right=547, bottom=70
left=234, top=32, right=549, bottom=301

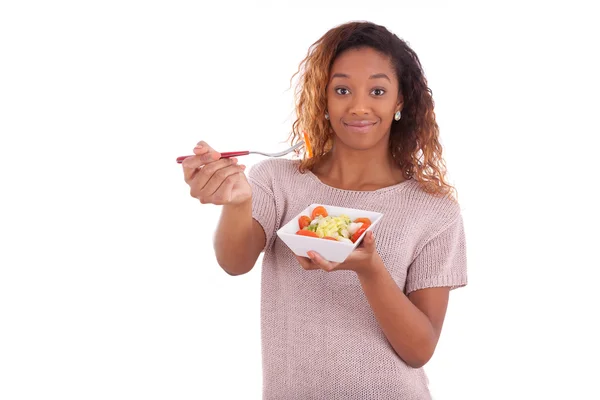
left=357, top=261, right=449, bottom=368
left=297, top=213, right=467, bottom=368
left=213, top=200, right=266, bottom=276
left=358, top=214, right=466, bottom=367
left=297, top=234, right=451, bottom=368
left=182, top=141, right=271, bottom=276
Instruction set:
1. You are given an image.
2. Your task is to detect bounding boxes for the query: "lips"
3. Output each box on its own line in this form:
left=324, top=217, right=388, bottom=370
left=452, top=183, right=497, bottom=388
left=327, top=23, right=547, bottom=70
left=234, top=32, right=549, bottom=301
left=343, top=120, right=377, bottom=133
left=344, top=120, right=377, bottom=127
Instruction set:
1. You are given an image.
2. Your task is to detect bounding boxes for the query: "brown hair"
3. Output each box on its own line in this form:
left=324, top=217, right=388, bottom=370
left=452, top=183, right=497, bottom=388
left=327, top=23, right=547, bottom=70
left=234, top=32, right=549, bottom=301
left=289, top=21, right=456, bottom=199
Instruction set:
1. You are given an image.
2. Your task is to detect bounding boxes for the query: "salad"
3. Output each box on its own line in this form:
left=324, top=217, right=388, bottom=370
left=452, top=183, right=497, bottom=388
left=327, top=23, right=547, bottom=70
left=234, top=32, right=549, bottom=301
left=295, top=206, right=371, bottom=243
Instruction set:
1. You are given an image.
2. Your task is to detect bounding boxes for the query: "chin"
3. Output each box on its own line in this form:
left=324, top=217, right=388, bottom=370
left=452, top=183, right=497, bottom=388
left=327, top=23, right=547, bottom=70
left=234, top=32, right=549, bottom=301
left=336, top=135, right=382, bottom=152
left=333, top=128, right=385, bottom=151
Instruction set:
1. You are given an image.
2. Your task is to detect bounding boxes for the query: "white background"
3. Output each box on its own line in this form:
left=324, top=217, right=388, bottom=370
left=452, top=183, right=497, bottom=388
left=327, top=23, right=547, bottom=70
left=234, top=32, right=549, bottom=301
left=1, top=1, right=599, bottom=399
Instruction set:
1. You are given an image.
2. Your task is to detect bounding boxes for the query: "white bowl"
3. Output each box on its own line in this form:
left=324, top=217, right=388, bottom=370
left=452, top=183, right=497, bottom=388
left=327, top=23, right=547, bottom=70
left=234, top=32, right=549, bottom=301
left=276, top=204, right=384, bottom=263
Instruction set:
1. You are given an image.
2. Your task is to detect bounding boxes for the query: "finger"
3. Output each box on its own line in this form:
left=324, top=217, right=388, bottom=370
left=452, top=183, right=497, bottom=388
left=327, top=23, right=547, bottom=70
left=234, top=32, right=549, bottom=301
left=362, top=231, right=376, bottom=251
left=208, top=172, right=236, bottom=205
left=195, top=162, right=245, bottom=200
left=192, top=144, right=210, bottom=156
left=189, top=157, right=237, bottom=189
left=195, top=140, right=212, bottom=149
left=182, top=145, right=222, bottom=169
left=194, top=141, right=222, bottom=161
left=193, top=140, right=218, bottom=155
left=182, top=162, right=198, bottom=183
left=295, top=255, right=319, bottom=270
left=183, top=156, right=224, bottom=184
left=307, top=251, right=337, bottom=272
left=207, top=169, right=248, bottom=205
left=182, top=152, right=221, bottom=170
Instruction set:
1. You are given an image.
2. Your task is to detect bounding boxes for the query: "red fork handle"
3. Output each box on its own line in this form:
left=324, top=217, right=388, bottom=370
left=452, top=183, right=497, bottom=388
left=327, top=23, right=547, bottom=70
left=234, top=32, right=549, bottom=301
left=220, top=151, right=250, bottom=158
left=176, top=151, right=250, bottom=164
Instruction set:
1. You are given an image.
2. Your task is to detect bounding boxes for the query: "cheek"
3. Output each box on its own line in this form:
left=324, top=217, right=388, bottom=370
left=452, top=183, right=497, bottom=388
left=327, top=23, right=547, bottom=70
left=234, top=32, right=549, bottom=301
left=327, top=98, right=343, bottom=115
left=379, top=103, right=397, bottom=118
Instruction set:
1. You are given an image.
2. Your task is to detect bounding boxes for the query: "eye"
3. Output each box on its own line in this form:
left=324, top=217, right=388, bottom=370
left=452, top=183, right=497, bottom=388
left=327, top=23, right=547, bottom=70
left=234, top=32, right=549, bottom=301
left=371, top=88, right=386, bottom=96
left=335, top=88, right=350, bottom=95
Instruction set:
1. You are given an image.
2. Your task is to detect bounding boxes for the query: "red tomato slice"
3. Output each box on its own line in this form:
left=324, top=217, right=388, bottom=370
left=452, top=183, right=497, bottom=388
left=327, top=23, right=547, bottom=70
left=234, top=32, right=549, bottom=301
left=353, top=217, right=371, bottom=228
left=351, top=226, right=368, bottom=243
left=296, top=229, right=318, bottom=238
left=298, top=215, right=311, bottom=229
left=311, top=206, right=328, bottom=220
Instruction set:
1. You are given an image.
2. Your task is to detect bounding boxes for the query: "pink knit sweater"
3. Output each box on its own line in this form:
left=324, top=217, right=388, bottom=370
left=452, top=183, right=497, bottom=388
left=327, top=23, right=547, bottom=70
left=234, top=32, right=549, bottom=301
left=247, top=158, right=467, bottom=400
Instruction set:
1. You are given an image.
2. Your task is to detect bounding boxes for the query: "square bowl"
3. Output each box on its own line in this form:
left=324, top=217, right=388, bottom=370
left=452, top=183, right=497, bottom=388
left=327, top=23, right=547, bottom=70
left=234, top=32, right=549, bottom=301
left=276, top=204, right=384, bottom=263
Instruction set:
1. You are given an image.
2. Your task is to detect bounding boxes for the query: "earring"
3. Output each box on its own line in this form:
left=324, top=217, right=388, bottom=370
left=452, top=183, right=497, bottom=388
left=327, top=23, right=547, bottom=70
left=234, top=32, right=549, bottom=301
left=325, top=112, right=329, bottom=120
left=394, top=110, right=401, bottom=121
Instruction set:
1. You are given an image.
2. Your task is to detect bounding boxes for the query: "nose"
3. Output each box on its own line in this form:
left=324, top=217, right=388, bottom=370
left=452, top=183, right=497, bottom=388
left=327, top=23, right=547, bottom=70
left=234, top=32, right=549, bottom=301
left=348, top=92, right=371, bottom=116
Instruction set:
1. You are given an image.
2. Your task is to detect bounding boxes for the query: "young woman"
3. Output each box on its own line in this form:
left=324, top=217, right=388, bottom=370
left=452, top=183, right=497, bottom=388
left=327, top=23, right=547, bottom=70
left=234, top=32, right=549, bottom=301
left=182, top=21, right=467, bottom=400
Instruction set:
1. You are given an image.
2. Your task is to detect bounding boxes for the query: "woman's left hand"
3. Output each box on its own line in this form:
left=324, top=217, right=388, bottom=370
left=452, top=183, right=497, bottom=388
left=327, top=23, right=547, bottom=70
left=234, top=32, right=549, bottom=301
left=295, top=231, right=382, bottom=276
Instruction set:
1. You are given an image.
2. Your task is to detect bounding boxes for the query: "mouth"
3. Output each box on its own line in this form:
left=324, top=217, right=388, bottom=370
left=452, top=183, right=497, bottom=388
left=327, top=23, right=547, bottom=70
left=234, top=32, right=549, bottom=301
left=343, top=120, right=377, bottom=133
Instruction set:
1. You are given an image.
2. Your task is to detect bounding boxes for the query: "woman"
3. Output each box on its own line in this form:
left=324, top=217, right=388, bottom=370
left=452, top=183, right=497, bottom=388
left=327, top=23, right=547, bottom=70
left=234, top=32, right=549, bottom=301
left=182, top=20, right=467, bottom=400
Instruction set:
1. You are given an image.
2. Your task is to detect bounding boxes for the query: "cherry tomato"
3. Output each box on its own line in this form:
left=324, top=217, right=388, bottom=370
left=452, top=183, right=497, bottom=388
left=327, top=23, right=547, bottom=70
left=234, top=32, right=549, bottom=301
left=298, top=215, right=311, bottom=229
left=296, top=229, right=318, bottom=238
left=354, top=217, right=371, bottom=228
left=311, top=206, right=328, bottom=220
left=351, top=226, right=368, bottom=243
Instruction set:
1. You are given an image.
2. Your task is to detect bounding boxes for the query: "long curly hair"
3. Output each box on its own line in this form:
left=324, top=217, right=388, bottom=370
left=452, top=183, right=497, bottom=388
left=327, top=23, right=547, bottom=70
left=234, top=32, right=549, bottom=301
left=288, top=21, right=456, bottom=199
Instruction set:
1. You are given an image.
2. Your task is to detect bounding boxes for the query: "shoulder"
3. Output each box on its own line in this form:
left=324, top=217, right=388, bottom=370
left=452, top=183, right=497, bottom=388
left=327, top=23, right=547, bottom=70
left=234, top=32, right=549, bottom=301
left=401, top=179, right=463, bottom=237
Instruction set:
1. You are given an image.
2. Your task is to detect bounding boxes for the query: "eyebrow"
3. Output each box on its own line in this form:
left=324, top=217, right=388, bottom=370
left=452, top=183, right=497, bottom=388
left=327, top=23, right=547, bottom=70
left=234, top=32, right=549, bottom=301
left=331, top=73, right=391, bottom=82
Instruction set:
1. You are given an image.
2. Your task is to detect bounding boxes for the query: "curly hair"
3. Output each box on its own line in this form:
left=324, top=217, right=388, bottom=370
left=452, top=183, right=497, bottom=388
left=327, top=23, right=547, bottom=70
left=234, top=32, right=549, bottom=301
left=288, top=21, right=456, bottom=199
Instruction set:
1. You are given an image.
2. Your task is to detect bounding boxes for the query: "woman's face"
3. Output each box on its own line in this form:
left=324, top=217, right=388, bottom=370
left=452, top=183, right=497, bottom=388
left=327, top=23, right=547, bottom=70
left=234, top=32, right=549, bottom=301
left=326, top=47, right=402, bottom=151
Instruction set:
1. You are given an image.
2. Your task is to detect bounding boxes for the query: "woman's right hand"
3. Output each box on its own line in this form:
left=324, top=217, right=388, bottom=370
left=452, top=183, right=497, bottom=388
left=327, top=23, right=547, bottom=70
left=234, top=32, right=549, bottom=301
left=182, top=141, right=252, bottom=206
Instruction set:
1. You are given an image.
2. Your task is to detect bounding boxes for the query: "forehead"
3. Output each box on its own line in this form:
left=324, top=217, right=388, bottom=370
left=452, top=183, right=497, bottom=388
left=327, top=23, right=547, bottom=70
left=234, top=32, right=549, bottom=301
left=330, top=47, right=396, bottom=79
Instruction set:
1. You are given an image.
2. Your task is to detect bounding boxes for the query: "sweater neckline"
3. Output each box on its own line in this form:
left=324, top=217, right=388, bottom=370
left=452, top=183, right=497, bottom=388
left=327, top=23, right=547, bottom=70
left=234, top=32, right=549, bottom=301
left=304, top=168, right=415, bottom=195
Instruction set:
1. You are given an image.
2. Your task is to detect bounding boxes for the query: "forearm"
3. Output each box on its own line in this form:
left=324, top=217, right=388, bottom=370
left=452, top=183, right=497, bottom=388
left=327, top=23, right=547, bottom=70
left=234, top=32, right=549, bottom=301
left=213, top=200, right=262, bottom=275
left=357, top=259, right=437, bottom=368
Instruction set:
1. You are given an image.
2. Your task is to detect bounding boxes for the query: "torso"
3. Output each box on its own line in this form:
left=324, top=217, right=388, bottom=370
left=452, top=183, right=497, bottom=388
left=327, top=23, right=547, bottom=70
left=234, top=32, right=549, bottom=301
left=249, top=158, right=460, bottom=399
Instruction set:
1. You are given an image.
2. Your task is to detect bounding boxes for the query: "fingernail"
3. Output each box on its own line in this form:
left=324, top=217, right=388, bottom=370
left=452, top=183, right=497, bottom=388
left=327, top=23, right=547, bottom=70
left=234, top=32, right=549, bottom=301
left=195, top=145, right=203, bottom=149
left=239, top=165, right=246, bottom=170
left=231, top=157, right=238, bottom=164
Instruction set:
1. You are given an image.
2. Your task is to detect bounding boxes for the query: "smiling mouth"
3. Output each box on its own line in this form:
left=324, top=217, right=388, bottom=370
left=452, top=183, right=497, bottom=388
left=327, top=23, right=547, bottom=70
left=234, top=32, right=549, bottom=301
left=343, top=121, right=377, bottom=132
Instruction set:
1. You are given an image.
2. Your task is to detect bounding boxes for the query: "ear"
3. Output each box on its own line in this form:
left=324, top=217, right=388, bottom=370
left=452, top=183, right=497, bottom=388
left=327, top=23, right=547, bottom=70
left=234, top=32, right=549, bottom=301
left=396, top=92, right=404, bottom=111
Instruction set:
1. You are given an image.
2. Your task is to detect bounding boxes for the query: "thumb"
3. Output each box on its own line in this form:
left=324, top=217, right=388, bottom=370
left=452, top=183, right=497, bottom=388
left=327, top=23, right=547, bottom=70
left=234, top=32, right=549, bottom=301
left=363, top=231, right=376, bottom=251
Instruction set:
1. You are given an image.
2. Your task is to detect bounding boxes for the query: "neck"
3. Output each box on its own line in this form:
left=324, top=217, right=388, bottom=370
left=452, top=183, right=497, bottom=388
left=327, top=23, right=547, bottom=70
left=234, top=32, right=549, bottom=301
left=313, top=139, right=405, bottom=191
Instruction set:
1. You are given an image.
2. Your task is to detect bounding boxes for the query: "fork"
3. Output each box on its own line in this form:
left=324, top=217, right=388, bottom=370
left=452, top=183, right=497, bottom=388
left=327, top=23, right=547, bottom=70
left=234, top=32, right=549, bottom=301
left=176, top=141, right=305, bottom=163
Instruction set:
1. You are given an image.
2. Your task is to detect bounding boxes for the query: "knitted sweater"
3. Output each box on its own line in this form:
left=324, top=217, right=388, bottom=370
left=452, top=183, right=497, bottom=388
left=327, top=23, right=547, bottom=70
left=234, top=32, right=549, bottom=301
left=247, top=158, right=467, bottom=400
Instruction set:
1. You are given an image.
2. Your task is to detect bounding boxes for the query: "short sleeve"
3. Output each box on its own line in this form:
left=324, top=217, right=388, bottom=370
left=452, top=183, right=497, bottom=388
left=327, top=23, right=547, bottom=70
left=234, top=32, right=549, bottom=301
left=405, top=213, right=468, bottom=295
left=247, top=161, right=278, bottom=252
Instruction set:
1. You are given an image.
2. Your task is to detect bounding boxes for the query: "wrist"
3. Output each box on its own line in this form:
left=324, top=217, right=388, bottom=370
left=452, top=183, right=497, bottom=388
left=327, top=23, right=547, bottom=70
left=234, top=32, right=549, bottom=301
left=224, top=196, right=252, bottom=210
left=356, top=254, right=387, bottom=281
left=220, top=198, right=253, bottom=228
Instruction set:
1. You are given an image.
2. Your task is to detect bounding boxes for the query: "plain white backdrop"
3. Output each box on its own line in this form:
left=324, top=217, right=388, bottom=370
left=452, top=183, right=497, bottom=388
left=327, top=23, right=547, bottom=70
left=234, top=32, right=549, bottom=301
left=1, top=1, right=599, bottom=399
